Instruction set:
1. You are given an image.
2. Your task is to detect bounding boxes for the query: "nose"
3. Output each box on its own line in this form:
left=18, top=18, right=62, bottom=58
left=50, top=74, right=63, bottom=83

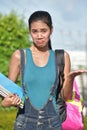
left=37, top=32, right=42, bottom=38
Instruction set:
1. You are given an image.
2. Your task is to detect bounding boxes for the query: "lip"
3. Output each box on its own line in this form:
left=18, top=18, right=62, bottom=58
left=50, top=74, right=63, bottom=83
left=36, top=40, right=44, bottom=44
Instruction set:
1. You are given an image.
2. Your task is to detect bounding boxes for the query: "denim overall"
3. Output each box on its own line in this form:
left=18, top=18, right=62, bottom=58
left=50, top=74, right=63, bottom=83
left=14, top=49, right=62, bottom=130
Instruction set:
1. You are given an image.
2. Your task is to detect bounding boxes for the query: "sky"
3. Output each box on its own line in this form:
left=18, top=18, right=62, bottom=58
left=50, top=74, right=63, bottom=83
left=0, top=0, right=87, bottom=51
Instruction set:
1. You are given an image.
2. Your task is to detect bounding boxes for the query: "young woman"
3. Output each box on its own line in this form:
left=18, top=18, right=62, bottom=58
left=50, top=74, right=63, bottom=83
left=1, top=11, right=87, bottom=130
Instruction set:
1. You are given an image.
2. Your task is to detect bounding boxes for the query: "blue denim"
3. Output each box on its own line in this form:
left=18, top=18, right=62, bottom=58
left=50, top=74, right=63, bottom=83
left=14, top=97, right=62, bottom=130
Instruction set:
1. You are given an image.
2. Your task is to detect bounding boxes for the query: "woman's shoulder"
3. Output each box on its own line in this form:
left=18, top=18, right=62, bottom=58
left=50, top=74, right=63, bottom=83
left=11, top=49, right=21, bottom=60
left=64, top=50, right=71, bottom=69
left=12, top=48, right=27, bottom=59
left=64, top=50, right=70, bottom=60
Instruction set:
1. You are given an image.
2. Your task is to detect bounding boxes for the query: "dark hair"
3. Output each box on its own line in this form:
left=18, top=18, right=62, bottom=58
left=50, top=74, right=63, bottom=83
left=28, top=11, right=53, bottom=49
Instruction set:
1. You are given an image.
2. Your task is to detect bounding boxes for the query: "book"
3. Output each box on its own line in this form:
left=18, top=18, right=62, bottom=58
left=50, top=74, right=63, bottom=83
left=0, top=73, right=23, bottom=108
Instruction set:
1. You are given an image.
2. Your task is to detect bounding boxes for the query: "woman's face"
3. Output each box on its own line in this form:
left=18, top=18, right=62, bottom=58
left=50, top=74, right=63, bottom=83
left=30, top=20, right=53, bottom=48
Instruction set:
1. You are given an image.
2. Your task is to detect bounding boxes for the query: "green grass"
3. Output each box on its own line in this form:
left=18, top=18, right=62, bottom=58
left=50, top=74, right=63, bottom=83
left=0, top=108, right=17, bottom=130
left=84, top=117, right=87, bottom=130
left=0, top=108, right=87, bottom=130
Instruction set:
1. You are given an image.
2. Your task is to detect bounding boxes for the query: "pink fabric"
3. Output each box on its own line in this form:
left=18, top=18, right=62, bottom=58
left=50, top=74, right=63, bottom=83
left=62, top=79, right=84, bottom=130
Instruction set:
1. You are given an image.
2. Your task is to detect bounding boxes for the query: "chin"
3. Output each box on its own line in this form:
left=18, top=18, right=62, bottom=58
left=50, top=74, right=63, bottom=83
left=36, top=44, right=45, bottom=48
left=34, top=42, right=47, bottom=49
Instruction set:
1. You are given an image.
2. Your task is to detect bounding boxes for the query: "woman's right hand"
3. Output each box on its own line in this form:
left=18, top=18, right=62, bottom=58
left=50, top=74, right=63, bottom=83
left=1, top=94, right=21, bottom=107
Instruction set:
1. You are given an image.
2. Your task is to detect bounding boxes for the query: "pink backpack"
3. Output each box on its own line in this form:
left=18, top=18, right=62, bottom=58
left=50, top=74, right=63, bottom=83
left=62, top=79, right=84, bottom=130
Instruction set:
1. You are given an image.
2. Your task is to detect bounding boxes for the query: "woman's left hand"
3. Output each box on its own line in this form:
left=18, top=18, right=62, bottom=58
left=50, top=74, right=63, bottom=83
left=67, top=70, right=87, bottom=80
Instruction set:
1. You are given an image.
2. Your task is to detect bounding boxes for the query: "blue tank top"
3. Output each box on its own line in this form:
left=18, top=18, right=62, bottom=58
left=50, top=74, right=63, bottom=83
left=24, top=48, right=56, bottom=109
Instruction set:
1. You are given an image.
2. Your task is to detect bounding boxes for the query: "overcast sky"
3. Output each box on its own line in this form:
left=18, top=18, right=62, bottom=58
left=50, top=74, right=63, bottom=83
left=0, top=0, right=87, bottom=51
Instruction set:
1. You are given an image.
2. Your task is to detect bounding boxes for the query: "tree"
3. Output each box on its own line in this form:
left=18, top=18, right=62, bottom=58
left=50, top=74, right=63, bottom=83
left=0, top=12, right=31, bottom=75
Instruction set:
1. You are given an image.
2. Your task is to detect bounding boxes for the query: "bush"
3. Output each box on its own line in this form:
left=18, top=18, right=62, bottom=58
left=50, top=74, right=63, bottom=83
left=0, top=11, right=31, bottom=76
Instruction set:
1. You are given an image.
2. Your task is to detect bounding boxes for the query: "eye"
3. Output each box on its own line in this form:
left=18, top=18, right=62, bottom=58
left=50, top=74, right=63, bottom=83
left=41, top=29, right=47, bottom=33
left=31, top=29, right=37, bottom=33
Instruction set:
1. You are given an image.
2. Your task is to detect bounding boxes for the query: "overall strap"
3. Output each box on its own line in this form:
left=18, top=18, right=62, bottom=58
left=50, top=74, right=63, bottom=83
left=19, top=49, right=28, bottom=95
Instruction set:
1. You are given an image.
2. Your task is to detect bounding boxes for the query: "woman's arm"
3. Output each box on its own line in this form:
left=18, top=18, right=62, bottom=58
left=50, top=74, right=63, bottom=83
left=62, top=51, right=87, bottom=101
left=1, top=50, right=21, bottom=107
left=8, top=50, right=21, bottom=81
left=62, top=51, right=72, bottom=100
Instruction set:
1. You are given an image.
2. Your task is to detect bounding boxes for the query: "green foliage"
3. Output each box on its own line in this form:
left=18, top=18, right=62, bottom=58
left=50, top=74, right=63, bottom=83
left=0, top=11, right=31, bottom=75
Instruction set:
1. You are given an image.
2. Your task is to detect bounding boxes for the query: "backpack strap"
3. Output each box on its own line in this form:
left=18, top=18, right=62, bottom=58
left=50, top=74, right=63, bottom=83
left=55, top=49, right=67, bottom=123
left=55, top=49, right=65, bottom=99
left=19, top=49, right=28, bottom=95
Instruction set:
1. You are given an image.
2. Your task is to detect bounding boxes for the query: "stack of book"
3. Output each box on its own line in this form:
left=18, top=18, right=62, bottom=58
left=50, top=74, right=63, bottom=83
left=0, top=73, right=23, bottom=108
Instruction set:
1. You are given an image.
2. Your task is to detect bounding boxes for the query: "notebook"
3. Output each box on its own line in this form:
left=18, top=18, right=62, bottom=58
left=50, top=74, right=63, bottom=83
left=0, top=73, right=23, bottom=108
